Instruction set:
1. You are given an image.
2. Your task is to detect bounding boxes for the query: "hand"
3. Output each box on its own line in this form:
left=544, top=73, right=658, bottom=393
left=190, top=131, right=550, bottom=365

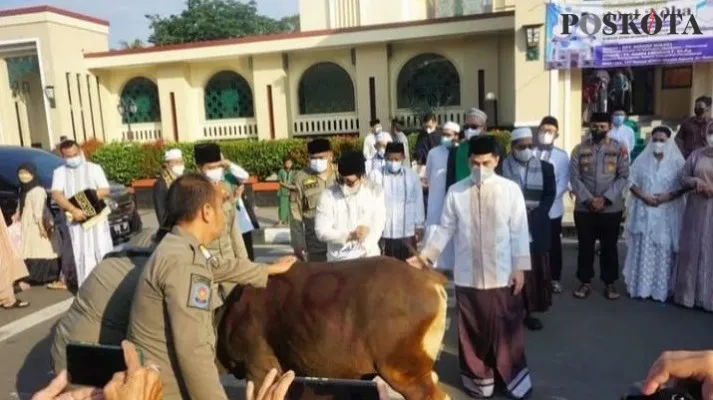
left=415, top=228, right=425, bottom=243
left=405, top=255, right=427, bottom=269
left=641, top=350, right=713, bottom=398
left=71, top=208, right=87, bottom=222
left=509, top=270, right=525, bottom=295
left=103, top=341, right=163, bottom=400
left=267, top=256, right=297, bottom=275
left=39, top=224, right=49, bottom=238
left=350, top=225, right=369, bottom=242
left=653, top=193, right=671, bottom=204
left=221, top=159, right=232, bottom=169
left=568, top=191, right=575, bottom=201
left=643, top=195, right=659, bottom=207
left=372, top=377, right=392, bottom=400
left=31, top=371, right=103, bottom=400
left=420, top=178, right=428, bottom=188
left=246, top=368, right=295, bottom=400
left=292, top=247, right=306, bottom=261
left=695, top=181, right=712, bottom=195
left=235, top=184, right=245, bottom=199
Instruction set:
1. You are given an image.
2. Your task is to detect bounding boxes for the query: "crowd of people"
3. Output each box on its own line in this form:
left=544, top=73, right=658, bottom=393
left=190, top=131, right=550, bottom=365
left=0, top=96, right=711, bottom=399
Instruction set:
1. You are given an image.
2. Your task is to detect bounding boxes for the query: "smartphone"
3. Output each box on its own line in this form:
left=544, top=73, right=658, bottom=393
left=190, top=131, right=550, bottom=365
left=66, top=342, right=140, bottom=388
left=622, top=381, right=701, bottom=400
left=287, top=377, right=381, bottom=400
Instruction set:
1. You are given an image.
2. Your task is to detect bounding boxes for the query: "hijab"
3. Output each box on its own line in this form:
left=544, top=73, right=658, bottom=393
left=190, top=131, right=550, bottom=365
left=17, top=162, right=41, bottom=215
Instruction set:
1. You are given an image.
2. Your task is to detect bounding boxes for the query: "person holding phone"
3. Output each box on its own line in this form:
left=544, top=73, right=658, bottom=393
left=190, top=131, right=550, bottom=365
left=407, top=136, right=533, bottom=399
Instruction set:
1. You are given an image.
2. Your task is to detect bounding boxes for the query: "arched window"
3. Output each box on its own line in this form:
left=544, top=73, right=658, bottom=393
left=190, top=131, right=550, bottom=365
left=396, top=53, right=461, bottom=109
left=120, top=77, right=161, bottom=124
left=204, top=71, right=254, bottom=119
left=298, top=62, right=355, bottom=114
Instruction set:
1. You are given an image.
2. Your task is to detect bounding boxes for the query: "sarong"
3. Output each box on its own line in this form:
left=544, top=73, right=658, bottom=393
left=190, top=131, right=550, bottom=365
left=523, top=252, right=552, bottom=314
left=456, top=286, right=532, bottom=399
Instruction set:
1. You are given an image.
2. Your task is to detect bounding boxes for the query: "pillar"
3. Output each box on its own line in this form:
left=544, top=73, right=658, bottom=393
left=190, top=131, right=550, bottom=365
left=0, top=58, right=20, bottom=146
left=252, top=54, right=290, bottom=140
left=157, top=64, right=198, bottom=142
left=355, top=44, right=389, bottom=137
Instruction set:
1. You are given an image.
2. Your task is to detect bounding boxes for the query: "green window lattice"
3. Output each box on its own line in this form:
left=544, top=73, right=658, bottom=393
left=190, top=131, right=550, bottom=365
left=396, top=53, right=461, bottom=110
left=205, top=71, right=254, bottom=120
left=6, top=56, right=39, bottom=87
left=120, top=77, right=161, bottom=123
left=298, top=62, right=355, bottom=115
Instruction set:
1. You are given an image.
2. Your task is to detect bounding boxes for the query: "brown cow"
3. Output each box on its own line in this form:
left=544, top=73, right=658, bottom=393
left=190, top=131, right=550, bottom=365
left=216, top=256, right=450, bottom=400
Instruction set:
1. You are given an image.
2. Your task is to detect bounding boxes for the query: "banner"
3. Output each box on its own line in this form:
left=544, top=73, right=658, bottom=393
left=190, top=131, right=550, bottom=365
left=545, top=0, right=713, bottom=70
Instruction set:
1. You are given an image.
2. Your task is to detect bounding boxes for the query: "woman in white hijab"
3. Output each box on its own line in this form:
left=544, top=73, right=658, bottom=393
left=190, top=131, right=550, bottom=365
left=623, top=126, right=686, bottom=302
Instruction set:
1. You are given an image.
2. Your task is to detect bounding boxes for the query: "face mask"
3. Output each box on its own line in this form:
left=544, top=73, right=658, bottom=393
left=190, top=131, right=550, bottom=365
left=310, top=159, right=328, bottom=173
left=707, top=135, right=713, bottom=147
left=514, top=149, right=533, bottom=163
left=377, top=148, right=386, bottom=158
left=538, top=132, right=555, bottom=145
left=426, top=127, right=435, bottom=134
left=612, top=115, right=625, bottom=126
left=386, top=161, right=402, bottom=173
left=590, top=129, right=606, bottom=143
left=341, top=183, right=361, bottom=197
left=471, top=166, right=494, bottom=185
left=695, top=107, right=706, bottom=117
left=464, top=128, right=482, bottom=139
left=66, top=156, right=83, bottom=169
left=374, top=126, right=382, bottom=133
left=652, top=142, right=666, bottom=154
left=441, top=137, right=453, bottom=148
left=205, top=167, right=225, bottom=183
left=171, top=165, right=185, bottom=176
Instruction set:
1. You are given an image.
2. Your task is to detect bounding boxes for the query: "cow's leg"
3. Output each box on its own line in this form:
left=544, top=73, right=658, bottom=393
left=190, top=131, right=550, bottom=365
left=243, top=338, right=283, bottom=390
left=376, top=360, right=448, bottom=400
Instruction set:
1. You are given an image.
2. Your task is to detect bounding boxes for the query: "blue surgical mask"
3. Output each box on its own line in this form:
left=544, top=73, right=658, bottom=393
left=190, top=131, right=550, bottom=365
left=310, top=159, right=328, bottom=173
left=66, top=156, right=83, bottom=169
left=441, top=137, right=453, bottom=148
left=612, top=115, right=625, bottom=127
left=386, top=161, right=402, bottom=174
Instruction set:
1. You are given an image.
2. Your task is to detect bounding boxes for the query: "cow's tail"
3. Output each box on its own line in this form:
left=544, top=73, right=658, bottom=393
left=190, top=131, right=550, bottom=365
left=404, top=240, right=448, bottom=286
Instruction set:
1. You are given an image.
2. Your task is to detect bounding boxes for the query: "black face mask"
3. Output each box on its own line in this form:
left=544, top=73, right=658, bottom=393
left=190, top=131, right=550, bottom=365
left=590, top=129, right=606, bottom=143
left=695, top=107, right=706, bottom=117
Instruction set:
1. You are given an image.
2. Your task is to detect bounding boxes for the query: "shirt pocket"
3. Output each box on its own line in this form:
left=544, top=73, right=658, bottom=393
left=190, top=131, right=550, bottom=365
left=579, top=153, right=593, bottom=174
left=603, top=152, right=618, bottom=175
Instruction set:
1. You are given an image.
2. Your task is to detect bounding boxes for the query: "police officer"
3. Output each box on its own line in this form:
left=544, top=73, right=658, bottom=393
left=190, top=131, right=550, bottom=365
left=193, top=143, right=295, bottom=300
left=50, top=230, right=156, bottom=373
left=290, top=138, right=337, bottom=261
left=569, top=112, right=630, bottom=301
left=128, top=174, right=237, bottom=400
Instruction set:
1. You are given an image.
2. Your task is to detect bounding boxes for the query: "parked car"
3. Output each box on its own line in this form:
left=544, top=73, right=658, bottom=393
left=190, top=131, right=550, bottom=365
left=0, top=146, right=141, bottom=245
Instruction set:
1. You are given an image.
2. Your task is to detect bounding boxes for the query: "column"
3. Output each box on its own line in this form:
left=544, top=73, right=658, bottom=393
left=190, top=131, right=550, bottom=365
left=252, top=54, right=290, bottom=140
left=157, top=64, right=200, bottom=142
left=0, top=58, right=20, bottom=146
left=355, top=44, right=389, bottom=138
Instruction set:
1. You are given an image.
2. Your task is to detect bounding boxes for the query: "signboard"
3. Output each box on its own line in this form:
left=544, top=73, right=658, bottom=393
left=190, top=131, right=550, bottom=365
left=545, top=0, right=713, bottom=70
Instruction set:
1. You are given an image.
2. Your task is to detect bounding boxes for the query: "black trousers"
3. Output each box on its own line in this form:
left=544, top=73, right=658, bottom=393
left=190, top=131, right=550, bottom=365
left=381, top=237, right=416, bottom=261
left=549, top=217, right=563, bottom=281
left=242, top=232, right=255, bottom=262
left=573, top=211, right=623, bottom=285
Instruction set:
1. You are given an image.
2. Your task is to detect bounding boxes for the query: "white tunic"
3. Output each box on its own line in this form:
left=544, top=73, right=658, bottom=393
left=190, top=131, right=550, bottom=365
left=422, top=175, right=532, bottom=289
left=366, top=156, right=386, bottom=176
left=51, top=161, right=114, bottom=288
left=363, top=133, right=377, bottom=161
left=425, top=145, right=455, bottom=269
left=534, top=147, right=570, bottom=219
left=314, top=181, right=386, bottom=261
left=368, top=166, right=425, bottom=239
left=236, top=199, right=254, bottom=234
left=608, top=125, right=636, bottom=159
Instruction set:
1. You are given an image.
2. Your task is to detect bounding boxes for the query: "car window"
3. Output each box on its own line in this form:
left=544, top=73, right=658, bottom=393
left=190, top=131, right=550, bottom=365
left=0, top=149, right=63, bottom=188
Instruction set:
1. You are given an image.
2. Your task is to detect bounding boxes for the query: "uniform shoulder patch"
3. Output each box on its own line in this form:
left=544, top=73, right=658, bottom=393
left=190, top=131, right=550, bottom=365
left=187, top=273, right=212, bottom=310
left=303, top=177, right=317, bottom=185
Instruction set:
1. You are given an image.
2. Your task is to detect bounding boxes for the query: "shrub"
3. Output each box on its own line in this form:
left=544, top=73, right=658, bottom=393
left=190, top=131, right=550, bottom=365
left=85, top=131, right=510, bottom=185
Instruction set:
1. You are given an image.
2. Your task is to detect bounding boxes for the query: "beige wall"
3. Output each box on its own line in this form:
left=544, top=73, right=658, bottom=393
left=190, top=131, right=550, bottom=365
left=513, top=0, right=549, bottom=127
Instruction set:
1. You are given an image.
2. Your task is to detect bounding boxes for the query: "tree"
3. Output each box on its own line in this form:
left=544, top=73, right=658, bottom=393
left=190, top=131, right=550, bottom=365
left=146, top=0, right=296, bottom=46
left=118, top=39, right=145, bottom=49
left=280, top=14, right=300, bottom=32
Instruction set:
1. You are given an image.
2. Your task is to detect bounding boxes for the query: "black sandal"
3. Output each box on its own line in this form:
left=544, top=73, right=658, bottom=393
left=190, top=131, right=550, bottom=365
left=2, top=300, right=30, bottom=309
left=573, top=283, right=592, bottom=299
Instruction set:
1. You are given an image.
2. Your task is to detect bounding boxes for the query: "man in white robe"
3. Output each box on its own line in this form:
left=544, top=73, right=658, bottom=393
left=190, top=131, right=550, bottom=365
left=368, top=142, right=424, bottom=261
left=315, top=151, right=386, bottom=261
left=366, top=131, right=393, bottom=176
left=409, top=135, right=533, bottom=399
left=390, top=118, right=411, bottom=167
left=425, top=121, right=460, bottom=273
left=362, top=118, right=382, bottom=162
left=51, top=140, right=114, bottom=288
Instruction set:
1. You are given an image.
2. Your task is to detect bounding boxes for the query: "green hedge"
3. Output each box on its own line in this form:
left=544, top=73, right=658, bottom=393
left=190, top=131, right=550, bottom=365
left=88, top=131, right=511, bottom=185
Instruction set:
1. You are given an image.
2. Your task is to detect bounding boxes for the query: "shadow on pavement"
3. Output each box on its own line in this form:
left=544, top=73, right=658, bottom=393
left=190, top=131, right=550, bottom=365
left=16, top=332, right=54, bottom=399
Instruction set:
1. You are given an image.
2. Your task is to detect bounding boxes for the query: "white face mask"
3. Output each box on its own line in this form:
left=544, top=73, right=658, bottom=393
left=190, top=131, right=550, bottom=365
left=310, top=159, right=328, bottom=173
left=538, top=132, right=555, bottom=146
left=514, top=149, right=533, bottom=163
left=652, top=142, right=666, bottom=154
left=707, top=135, right=713, bottom=147
left=471, top=166, right=494, bottom=185
left=426, top=127, right=435, bottom=134
left=171, top=165, right=185, bottom=176
left=341, top=183, right=361, bottom=197
left=66, top=156, right=83, bottom=169
left=205, top=167, right=225, bottom=183
left=374, top=126, right=383, bottom=134
left=464, top=128, right=483, bottom=139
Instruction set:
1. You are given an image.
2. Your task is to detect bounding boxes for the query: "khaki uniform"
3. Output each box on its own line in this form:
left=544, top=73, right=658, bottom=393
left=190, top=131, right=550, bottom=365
left=289, top=166, right=337, bottom=261
left=51, top=247, right=153, bottom=373
left=569, top=138, right=630, bottom=213
left=127, top=227, right=228, bottom=400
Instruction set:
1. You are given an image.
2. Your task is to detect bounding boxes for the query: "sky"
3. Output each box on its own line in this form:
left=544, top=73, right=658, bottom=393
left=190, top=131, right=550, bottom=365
left=1, top=0, right=299, bottom=48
